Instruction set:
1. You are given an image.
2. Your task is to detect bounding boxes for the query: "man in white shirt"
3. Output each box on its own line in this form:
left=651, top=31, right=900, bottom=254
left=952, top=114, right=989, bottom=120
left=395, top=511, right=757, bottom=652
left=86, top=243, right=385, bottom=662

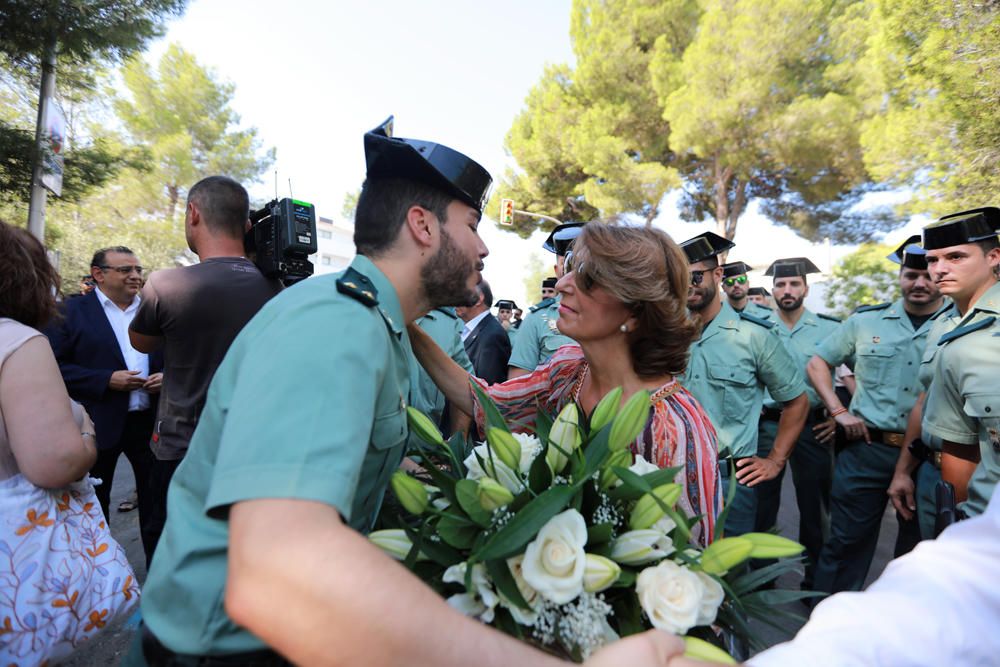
left=46, top=246, right=163, bottom=566
left=455, top=280, right=511, bottom=385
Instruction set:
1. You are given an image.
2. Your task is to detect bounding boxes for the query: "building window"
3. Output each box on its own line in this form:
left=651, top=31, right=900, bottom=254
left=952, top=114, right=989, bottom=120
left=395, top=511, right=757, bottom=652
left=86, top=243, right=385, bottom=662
left=318, top=229, right=333, bottom=239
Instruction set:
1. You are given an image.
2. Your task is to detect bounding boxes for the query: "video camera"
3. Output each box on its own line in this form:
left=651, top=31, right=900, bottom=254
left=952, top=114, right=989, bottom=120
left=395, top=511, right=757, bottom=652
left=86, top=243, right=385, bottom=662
left=246, top=198, right=318, bottom=285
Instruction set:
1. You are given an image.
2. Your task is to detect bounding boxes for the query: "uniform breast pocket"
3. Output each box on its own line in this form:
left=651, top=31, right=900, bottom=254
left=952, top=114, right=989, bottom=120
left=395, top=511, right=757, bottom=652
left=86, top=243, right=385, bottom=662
left=964, top=394, right=1000, bottom=456
left=856, top=345, right=896, bottom=385
left=709, top=364, right=756, bottom=422
left=371, top=407, right=408, bottom=451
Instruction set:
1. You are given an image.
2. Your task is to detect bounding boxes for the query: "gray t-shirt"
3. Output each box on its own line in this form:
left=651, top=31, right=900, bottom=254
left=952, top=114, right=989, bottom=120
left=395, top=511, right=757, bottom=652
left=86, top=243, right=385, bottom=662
left=131, top=257, right=282, bottom=460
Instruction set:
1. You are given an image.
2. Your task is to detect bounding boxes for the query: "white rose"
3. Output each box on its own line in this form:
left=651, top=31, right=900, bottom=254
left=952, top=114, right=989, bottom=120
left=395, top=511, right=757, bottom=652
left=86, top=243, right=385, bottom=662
left=694, top=571, right=724, bottom=626
left=636, top=559, right=706, bottom=634
left=464, top=443, right=524, bottom=493
left=521, top=509, right=588, bottom=604
left=501, top=554, right=541, bottom=626
left=610, top=529, right=675, bottom=565
left=443, top=562, right=499, bottom=623
left=513, top=432, right=543, bottom=473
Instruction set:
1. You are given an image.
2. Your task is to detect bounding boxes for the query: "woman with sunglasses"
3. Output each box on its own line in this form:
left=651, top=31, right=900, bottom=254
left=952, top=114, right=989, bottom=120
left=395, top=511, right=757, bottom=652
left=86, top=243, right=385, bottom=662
left=409, top=222, right=721, bottom=544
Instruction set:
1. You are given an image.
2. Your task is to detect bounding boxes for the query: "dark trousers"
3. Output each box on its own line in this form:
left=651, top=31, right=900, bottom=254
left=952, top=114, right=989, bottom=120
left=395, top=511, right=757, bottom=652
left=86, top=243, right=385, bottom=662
left=123, top=623, right=292, bottom=667
left=147, top=456, right=183, bottom=565
left=90, top=408, right=156, bottom=567
left=755, top=414, right=834, bottom=589
left=813, top=438, right=902, bottom=595
left=720, top=461, right=757, bottom=536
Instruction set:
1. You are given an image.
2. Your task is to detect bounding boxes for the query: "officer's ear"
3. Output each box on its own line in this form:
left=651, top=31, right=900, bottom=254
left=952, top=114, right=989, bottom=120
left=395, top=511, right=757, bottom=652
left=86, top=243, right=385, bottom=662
left=712, top=265, right=724, bottom=283
left=404, top=204, right=436, bottom=251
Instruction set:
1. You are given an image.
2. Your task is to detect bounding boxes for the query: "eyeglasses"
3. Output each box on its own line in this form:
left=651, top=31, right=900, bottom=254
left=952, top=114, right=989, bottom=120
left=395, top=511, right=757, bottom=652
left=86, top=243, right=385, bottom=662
left=563, top=250, right=595, bottom=290
left=723, top=275, right=748, bottom=287
left=99, top=265, right=144, bottom=275
left=689, top=269, right=710, bottom=286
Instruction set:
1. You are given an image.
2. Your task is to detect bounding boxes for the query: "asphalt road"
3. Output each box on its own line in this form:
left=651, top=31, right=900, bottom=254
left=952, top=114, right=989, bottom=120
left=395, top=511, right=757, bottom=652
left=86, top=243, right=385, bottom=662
left=63, top=455, right=903, bottom=665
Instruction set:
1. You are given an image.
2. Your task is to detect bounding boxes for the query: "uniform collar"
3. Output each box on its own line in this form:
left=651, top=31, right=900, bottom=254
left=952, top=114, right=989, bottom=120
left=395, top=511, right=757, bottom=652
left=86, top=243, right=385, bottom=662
left=699, top=300, right=739, bottom=343
left=969, top=281, right=1000, bottom=316
left=349, top=255, right=406, bottom=336
left=879, top=299, right=905, bottom=319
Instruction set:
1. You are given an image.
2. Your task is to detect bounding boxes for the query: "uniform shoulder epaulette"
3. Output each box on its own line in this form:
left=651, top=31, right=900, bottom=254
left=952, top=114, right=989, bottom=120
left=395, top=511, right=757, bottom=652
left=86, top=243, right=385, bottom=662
left=930, top=303, right=956, bottom=321
left=853, top=302, right=891, bottom=314
left=434, top=306, right=458, bottom=319
left=738, top=311, right=776, bottom=328
left=938, top=316, right=996, bottom=346
left=756, top=304, right=773, bottom=311
left=336, top=267, right=378, bottom=307
left=530, top=297, right=556, bottom=313
left=817, top=313, right=842, bottom=322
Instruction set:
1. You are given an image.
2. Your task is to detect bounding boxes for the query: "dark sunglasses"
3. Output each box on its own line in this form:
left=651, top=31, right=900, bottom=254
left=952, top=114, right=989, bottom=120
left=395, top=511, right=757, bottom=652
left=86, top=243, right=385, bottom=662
left=689, top=269, right=711, bottom=286
left=100, top=264, right=144, bottom=275
left=723, top=275, right=748, bottom=287
left=564, top=251, right=595, bottom=290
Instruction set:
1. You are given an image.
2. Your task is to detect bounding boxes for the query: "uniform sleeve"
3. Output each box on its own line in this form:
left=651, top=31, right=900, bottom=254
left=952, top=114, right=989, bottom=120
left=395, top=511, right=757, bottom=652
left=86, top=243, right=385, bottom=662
left=508, top=311, right=542, bottom=371
left=130, top=272, right=163, bottom=336
left=923, top=345, right=983, bottom=445
left=755, top=331, right=806, bottom=404
left=815, top=316, right=857, bottom=368
left=205, top=301, right=385, bottom=518
left=450, top=323, right=475, bottom=374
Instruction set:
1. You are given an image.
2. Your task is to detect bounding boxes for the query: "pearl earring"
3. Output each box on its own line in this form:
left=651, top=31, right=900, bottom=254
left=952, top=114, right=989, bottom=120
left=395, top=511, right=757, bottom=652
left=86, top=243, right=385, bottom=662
left=620, top=324, right=628, bottom=333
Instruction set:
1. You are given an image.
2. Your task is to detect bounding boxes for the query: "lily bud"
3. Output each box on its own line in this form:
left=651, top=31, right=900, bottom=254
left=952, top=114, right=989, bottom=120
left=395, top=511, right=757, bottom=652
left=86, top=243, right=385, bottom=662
left=486, top=427, right=522, bottom=472
left=583, top=554, right=621, bottom=592
left=547, top=402, right=582, bottom=473
left=477, top=478, right=515, bottom=511
left=610, top=529, right=674, bottom=565
left=407, top=406, right=444, bottom=447
left=683, top=637, right=737, bottom=665
left=629, top=483, right=682, bottom=530
left=741, top=532, right=806, bottom=559
left=700, top=536, right=754, bottom=575
left=599, top=448, right=633, bottom=489
left=369, top=529, right=413, bottom=561
left=589, top=386, right=623, bottom=433
left=390, top=470, right=429, bottom=515
left=608, top=390, right=651, bottom=451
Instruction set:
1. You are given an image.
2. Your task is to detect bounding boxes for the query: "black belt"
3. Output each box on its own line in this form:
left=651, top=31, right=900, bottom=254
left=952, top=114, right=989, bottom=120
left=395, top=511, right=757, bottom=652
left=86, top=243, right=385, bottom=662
left=866, top=428, right=906, bottom=448
left=761, top=406, right=827, bottom=423
left=908, top=438, right=942, bottom=470
left=141, top=625, right=291, bottom=667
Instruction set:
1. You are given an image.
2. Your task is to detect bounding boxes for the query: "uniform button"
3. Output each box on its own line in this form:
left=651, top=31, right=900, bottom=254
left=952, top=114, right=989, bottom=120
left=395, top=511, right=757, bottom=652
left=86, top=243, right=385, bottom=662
left=904, top=387, right=909, bottom=392
left=987, top=406, right=992, bottom=413
left=907, top=361, right=912, bottom=366
left=695, top=375, right=700, bottom=379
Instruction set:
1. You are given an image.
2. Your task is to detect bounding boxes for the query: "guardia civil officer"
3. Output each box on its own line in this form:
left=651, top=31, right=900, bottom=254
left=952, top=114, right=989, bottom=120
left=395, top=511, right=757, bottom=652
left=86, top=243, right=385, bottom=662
left=753, top=258, right=840, bottom=591
left=410, top=307, right=474, bottom=440
left=507, top=223, right=583, bottom=378
left=748, top=286, right=772, bottom=308
left=921, top=208, right=1000, bottom=523
left=807, top=243, right=945, bottom=595
left=129, top=119, right=675, bottom=666
left=680, top=232, right=809, bottom=537
left=721, top=260, right=773, bottom=319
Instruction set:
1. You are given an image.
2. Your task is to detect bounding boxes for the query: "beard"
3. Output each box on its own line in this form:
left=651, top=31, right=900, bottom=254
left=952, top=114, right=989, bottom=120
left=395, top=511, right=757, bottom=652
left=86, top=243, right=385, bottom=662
left=687, top=281, right=718, bottom=312
left=777, top=295, right=805, bottom=312
left=422, top=227, right=479, bottom=308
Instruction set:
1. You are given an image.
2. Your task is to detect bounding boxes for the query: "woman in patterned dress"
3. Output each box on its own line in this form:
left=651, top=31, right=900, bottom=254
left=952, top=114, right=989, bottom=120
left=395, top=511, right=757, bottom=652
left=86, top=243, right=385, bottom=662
left=409, top=222, right=721, bottom=544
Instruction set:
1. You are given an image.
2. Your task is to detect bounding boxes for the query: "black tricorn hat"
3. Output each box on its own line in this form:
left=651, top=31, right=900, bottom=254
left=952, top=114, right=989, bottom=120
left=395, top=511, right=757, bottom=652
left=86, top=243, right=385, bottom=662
left=680, top=232, right=735, bottom=264
left=764, top=257, right=821, bottom=278
left=722, top=261, right=752, bottom=278
left=495, top=299, right=517, bottom=310
left=887, top=235, right=928, bottom=270
left=542, top=222, right=585, bottom=255
left=923, top=207, right=1000, bottom=250
left=541, top=277, right=557, bottom=289
left=748, top=287, right=770, bottom=297
left=364, top=116, right=492, bottom=212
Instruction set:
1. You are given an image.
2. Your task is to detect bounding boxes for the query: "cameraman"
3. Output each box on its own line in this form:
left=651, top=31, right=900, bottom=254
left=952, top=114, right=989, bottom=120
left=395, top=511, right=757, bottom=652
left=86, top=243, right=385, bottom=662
left=129, top=175, right=282, bottom=559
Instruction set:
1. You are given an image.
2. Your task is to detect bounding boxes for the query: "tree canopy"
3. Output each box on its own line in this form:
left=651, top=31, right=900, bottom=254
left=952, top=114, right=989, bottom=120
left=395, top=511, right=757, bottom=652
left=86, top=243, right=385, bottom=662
left=823, top=243, right=900, bottom=319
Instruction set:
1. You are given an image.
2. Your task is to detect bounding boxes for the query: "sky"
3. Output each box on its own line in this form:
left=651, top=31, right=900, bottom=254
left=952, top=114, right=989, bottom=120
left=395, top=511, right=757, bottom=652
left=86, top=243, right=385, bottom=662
left=147, top=0, right=925, bottom=308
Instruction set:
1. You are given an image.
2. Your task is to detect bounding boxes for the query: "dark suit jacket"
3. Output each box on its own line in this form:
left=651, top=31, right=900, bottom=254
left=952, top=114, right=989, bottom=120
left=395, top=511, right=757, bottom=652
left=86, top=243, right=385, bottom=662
left=464, top=313, right=512, bottom=385
left=44, top=291, right=163, bottom=450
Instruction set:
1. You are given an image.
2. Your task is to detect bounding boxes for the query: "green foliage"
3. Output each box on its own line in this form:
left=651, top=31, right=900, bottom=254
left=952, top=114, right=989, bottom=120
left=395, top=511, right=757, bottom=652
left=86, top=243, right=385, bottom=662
left=520, top=252, right=549, bottom=307
left=823, top=243, right=900, bottom=319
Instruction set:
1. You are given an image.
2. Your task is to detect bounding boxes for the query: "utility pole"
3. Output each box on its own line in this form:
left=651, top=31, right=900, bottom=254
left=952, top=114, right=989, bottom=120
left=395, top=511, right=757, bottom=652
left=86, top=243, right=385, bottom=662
left=27, top=36, right=58, bottom=242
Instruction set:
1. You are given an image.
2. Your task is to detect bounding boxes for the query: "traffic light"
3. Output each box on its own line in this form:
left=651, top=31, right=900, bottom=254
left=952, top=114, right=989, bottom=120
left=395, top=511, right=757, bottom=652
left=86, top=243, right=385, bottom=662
left=500, top=198, right=515, bottom=225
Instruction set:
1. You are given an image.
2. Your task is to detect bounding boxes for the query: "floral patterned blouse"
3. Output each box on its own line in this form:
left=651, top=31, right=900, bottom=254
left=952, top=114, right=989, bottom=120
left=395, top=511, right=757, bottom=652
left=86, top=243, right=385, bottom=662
left=471, top=345, right=721, bottom=545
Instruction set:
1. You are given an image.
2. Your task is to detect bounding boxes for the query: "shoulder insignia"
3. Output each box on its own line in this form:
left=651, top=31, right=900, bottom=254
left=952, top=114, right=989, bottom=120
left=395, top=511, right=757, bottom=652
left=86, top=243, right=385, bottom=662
left=336, top=267, right=378, bottom=307
left=738, top=311, right=776, bottom=328
left=930, top=303, right=957, bottom=321
left=938, top=316, right=996, bottom=346
left=817, top=313, right=842, bottom=322
left=756, top=303, right=773, bottom=311
left=530, top=297, right=556, bottom=313
left=853, top=302, right=891, bottom=314
left=434, top=306, right=458, bottom=319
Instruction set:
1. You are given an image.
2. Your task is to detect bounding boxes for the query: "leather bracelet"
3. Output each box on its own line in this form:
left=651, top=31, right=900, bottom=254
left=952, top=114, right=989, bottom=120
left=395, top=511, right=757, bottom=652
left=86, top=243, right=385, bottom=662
left=829, top=407, right=848, bottom=418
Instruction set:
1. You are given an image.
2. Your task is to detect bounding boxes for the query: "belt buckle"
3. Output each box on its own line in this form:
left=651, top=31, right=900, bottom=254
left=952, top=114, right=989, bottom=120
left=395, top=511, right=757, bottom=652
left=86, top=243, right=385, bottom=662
left=932, top=450, right=942, bottom=469
left=884, top=432, right=905, bottom=447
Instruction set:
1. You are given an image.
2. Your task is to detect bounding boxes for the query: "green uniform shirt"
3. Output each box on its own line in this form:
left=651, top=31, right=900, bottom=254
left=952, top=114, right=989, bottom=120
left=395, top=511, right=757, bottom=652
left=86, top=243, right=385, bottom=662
left=507, top=297, right=577, bottom=371
left=764, top=309, right=840, bottom=409
left=681, top=301, right=806, bottom=458
left=916, top=302, right=958, bottom=451
left=410, top=308, right=473, bottom=430
left=815, top=298, right=942, bottom=433
left=141, top=255, right=412, bottom=655
left=923, top=282, right=1000, bottom=517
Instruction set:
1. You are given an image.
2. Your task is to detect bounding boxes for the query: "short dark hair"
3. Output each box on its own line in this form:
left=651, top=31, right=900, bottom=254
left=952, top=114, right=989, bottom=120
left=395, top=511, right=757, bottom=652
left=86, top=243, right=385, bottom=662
left=0, top=220, right=61, bottom=329
left=976, top=237, right=1000, bottom=254
left=478, top=280, right=493, bottom=308
left=354, top=177, right=453, bottom=257
left=91, top=246, right=135, bottom=268
left=702, top=256, right=720, bottom=270
left=188, top=175, right=249, bottom=239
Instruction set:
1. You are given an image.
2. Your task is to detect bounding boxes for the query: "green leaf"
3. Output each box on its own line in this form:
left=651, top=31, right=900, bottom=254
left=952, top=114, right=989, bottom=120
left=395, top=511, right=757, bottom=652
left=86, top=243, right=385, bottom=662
left=447, top=431, right=470, bottom=475
left=607, top=466, right=683, bottom=501
left=728, top=557, right=804, bottom=596
left=527, top=443, right=553, bottom=493
left=610, top=569, right=636, bottom=588
left=742, top=588, right=825, bottom=606
left=576, top=422, right=612, bottom=484
left=473, top=485, right=576, bottom=561
left=472, top=382, right=510, bottom=435
left=485, top=559, right=531, bottom=611
left=436, top=513, right=479, bottom=550
left=533, top=404, right=553, bottom=445
left=586, top=522, right=615, bottom=545
left=404, top=524, right=463, bottom=568
left=492, top=605, right=524, bottom=639
left=610, top=590, right=645, bottom=637
left=455, top=479, right=493, bottom=527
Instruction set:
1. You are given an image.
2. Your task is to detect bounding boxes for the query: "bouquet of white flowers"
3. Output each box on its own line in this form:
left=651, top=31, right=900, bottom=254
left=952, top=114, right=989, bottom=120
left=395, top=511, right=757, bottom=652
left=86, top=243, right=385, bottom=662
left=371, top=386, right=811, bottom=663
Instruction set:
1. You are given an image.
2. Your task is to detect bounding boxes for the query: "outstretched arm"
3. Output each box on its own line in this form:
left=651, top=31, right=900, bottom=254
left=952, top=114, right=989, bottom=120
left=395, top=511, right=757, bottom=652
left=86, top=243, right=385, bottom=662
left=408, top=323, right=475, bottom=416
